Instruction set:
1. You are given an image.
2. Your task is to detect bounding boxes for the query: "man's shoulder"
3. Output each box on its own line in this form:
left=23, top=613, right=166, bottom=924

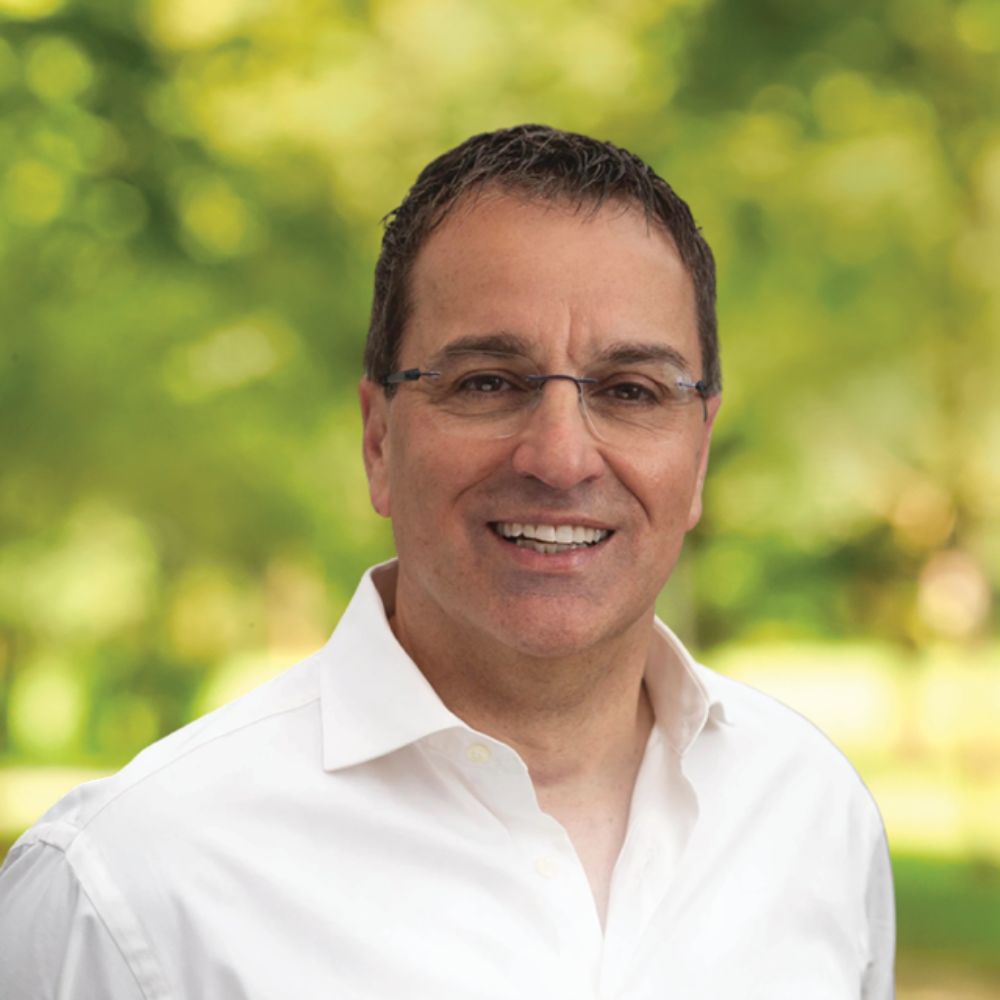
left=9, top=648, right=327, bottom=860
left=695, top=656, right=844, bottom=742
left=691, top=659, right=883, bottom=814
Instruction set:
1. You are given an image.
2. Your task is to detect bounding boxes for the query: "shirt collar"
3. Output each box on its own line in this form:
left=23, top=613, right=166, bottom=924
left=319, top=561, right=466, bottom=771
left=646, top=618, right=731, bottom=756
left=319, top=560, right=730, bottom=771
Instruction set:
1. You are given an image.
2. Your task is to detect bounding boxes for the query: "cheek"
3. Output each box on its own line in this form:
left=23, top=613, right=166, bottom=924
left=386, top=427, right=493, bottom=541
left=619, top=450, right=703, bottom=527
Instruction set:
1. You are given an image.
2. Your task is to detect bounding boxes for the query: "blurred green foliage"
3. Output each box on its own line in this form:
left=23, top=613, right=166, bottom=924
left=0, top=0, right=997, bottom=782
left=895, top=854, right=1000, bottom=977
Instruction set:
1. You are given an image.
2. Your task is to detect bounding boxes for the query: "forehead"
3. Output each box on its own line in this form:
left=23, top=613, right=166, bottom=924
left=403, top=191, right=699, bottom=370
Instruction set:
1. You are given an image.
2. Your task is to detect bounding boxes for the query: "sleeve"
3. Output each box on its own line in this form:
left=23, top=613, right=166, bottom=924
left=0, top=839, right=148, bottom=1000
left=860, top=817, right=896, bottom=1000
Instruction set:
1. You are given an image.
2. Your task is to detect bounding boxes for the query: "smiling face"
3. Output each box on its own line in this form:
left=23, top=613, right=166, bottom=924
left=360, top=191, right=720, bottom=660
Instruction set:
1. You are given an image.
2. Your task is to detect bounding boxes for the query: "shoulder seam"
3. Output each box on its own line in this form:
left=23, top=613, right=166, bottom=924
left=67, top=834, right=175, bottom=999
left=75, top=693, right=320, bottom=839
left=65, top=842, right=163, bottom=1000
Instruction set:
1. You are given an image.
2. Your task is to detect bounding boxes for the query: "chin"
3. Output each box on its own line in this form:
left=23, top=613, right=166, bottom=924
left=478, top=599, right=635, bottom=660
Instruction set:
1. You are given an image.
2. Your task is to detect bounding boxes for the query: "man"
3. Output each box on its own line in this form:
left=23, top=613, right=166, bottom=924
left=0, top=125, right=894, bottom=998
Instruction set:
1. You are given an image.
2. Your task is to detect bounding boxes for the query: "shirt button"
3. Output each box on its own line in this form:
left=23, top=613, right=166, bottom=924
left=534, top=856, right=559, bottom=879
left=465, top=743, right=492, bottom=765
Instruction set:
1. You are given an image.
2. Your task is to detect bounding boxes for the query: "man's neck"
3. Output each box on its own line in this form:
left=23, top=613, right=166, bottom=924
left=388, top=577, right=657, bottom=926
left=389, top=596, right=655, bottom=781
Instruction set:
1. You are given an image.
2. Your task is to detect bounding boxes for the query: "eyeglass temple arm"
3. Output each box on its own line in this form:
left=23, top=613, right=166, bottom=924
left=381, top=368, right=441, bottom=386
left=681, top=379, right=710, bottom=421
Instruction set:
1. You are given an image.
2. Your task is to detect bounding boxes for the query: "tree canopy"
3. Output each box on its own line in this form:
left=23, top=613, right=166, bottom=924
left=1, top=0, right=997, bottom=766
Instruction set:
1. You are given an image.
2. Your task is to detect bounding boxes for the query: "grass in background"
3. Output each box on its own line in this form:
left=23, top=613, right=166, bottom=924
left=895, top=854, right=1000, bottom=983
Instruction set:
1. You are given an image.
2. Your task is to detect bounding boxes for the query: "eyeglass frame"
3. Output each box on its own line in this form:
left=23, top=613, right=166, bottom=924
left=381, top=367, right=711, bottom=423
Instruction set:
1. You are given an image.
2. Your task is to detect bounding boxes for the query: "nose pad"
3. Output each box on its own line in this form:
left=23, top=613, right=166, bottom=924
left=570, top=388, right=608, bottom=444
left=523, top=376, right=591, bottom=436
left=488, top=375, right=594, bottom=441
left=523, top=373, right=604, bottom=440
left=507, top=377, right=606, bottom=488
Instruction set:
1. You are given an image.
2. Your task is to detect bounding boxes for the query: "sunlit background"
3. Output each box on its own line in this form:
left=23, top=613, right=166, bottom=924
left=1, top=0, right=998, bottom=994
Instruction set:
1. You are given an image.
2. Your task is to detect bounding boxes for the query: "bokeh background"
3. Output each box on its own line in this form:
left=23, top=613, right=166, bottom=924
left=1, top=0, right=998, bottom=993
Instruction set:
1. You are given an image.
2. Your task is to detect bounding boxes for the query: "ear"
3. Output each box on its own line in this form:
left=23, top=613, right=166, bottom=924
left=359, top=378, right=392, bottom=517
left=686, top=393, right=721, bottom=531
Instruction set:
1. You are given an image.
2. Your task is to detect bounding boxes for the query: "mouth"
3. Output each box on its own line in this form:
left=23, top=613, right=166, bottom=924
left=490, top=521, right=613, bottom=555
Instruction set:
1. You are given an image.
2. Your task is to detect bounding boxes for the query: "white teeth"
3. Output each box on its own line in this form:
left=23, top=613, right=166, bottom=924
left=493, top=522, right=610, bottom=551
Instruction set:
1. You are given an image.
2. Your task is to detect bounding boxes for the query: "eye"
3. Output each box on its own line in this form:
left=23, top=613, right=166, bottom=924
left=598, top=379, right=662, bottom=405
left=456, top=371, right=518, bottom=394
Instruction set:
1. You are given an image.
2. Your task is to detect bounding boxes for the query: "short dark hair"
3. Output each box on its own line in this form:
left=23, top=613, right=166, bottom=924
left=364, top=124, right=720, bottom=394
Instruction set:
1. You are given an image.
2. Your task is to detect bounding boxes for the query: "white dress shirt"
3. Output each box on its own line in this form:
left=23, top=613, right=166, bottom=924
left=0, top=561, right=894, bottom=999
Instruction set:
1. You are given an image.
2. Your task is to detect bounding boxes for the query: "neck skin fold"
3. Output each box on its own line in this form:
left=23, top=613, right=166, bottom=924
left=388, top=564, right=656, bottom=788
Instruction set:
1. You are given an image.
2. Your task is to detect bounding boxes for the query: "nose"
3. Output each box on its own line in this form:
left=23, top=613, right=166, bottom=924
left=509, top=379, right=606, bottom=490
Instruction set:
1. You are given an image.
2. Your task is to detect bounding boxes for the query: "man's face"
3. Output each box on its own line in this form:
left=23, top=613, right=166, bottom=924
left=361, top=191, right=720, bottom=658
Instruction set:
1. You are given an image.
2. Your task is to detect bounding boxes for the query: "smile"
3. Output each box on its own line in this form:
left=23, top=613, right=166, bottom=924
left=491, top=522, right=612, bottom=555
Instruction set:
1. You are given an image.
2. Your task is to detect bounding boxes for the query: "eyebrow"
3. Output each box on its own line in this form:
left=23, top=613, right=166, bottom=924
left=427, top=332, right=533, bottom=366
left=593, top=341, right=693, bottom=372
left=427, top=332, right=694, bottom=373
